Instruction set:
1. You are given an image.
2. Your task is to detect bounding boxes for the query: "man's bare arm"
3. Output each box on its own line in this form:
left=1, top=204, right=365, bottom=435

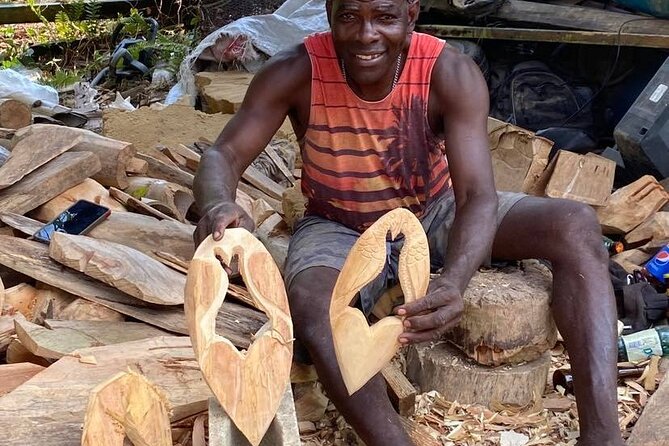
left=398, top=49, right=497, bottom=342
left=193, top=46, right=309, bottom=244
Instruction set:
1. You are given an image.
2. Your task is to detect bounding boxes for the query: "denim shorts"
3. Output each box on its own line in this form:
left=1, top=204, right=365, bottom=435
left=283, top=190, right=526, bottom=316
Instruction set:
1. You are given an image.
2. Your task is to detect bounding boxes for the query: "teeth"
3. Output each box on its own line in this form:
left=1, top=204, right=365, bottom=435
left=356, top=53, right=381, bottom=60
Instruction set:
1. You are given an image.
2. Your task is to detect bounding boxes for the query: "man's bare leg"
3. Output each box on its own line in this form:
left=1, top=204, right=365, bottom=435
left=288, top=266, right=413, bottom=446
left=491, top=197, right=623, bottom=446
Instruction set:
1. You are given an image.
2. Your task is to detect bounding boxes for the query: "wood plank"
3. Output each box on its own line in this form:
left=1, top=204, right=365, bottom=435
left=544, top=151, right=615, bottom=206
left=3, top=283, right=38, bottom=320
left=382, top=363, right=417, bottom=417
left=173, top=144, right=201, bottom=171
left=264, top=145, right=296, bottom=186
left=109, top=187, right=179, bottom=222
left=49, top=232, right=186, bottom=306
left=135, top=153, right=194, bottom=189
left=0, top=236, right=147, bottom=307
left=628, top=374, right=669, bottom=445
left=11, top=124, right=134, bottom=189
left=0, top=313, right=23, bottom=353
left=237, top=182, right=283, bottom=214
left=0, top=337, right=212, bottom=446
left=418, top=25, right=669, bottom=49
left=126, top=157, right=148, bottom=175
left=625, top=212, right=669, bottom=246
left=0, top=151, right=101, bottom=215
left=5, top=338, right=51, bottom=366
left=243, top=165, right=286, bottom=201
left=491, top=0, right=669, bottom=34
left=0, top=212, right=41, bottom=236
left=0, top=363, right=44, bottom=397
left=14, top=318, right=168, bottom=360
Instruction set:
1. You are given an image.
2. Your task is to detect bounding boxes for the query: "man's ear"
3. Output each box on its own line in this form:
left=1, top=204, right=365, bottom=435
left=326, top=0, right=333, bottom=26
left=407, top=0, right=420, bottom=32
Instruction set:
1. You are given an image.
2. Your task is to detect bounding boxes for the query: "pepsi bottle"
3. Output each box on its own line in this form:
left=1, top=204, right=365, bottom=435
left=642, top=243, right=669, bottom=291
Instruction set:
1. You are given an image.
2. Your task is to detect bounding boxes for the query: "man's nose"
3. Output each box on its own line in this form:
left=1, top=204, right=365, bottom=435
left=357, top=19, right=379, bottom=45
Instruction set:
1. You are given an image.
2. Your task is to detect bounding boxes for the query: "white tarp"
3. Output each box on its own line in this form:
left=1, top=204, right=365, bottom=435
left=167, top=0, right=327, bottom=105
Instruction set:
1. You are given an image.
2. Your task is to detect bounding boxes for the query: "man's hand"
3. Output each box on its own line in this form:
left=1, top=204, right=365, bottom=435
left=193, top=201, right=255, bottom=246
left=395, top=280, right=464, bottom=344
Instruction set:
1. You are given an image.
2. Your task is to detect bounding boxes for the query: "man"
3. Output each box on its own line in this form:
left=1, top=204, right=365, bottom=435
left=193, top=1, right=624, bottom=444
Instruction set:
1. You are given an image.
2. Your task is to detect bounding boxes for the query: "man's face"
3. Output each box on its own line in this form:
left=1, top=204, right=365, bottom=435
left=328, top=0, right=418, bottom=93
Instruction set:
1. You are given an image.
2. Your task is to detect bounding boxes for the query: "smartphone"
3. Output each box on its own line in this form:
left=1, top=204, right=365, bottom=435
left=33, top=199, right=111, bottom=244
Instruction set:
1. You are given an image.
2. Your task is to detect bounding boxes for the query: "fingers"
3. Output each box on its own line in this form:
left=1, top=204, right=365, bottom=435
left=395, top=294, right=439, bottom=317
left=398, top=302, right=463, bottom=345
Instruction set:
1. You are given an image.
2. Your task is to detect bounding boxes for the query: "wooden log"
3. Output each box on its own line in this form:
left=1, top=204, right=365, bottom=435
left=0, top=127, right=16, bottom=140
left=109, top=187, right=178, bottom=221
left=293, top=382, right=328, bottom=422
left=81, top=371, right=172, bottom=446
left=243, top=165, right=286, bottom=201
left=49, top=232, right=186, bottom=306
left=256, top=213, right=291, bottom=272
left=611, top=249, right=654, bottom=273
left=0, top=99, right=31, bottom=130
left=126, top=157, right=148, bottom=175
left=124, top=177, right=195, bottom=222
left=0, top=212, right=41, bottom=236
left=625, top=212, right=669, bottom=246
left=31, top=178, right=127, bottom=222
left=406, top=342, right=551, bottom=408
left=0, top=151, right=101, bottom=215
left=543, top=151, right=615, bottom=206
left=15, top=318, right=169, bottom=360
left=446, top=262, right=557, bottom=366
left=0, top=337, right=213, bottom=446
left=238, top=182, right=283, bottom=213
left=172, top=144, right=201, bottom=171
left=186, top=231, right=293, bottom=446
left=135, top=153, right=194, bottom=189
left=399, top=418, right=441, bottom=446
left=597, top=175, right=669, bottom=234
left=2, top=283, right=38, bottom=320
left=0, top=313, right=23, bottom=353
left=0, top=235, right=147, bottom=307
left=282, top=181, right=306, bottom=230
left=194, top=71, right=254, bottom=114
left=9, top=124, right=134, bottom=189
left=58, top=298, right=125, bottom=322
left=0, top=363, right=45, bottom=397
left=5, top=338, right=51, bottom=366
left=264, top=144, right=296, bottom=186
left=628, top=373, right=669, bottom=445
left=382, top=363, right=417, bottom=417
left=330, top=208, right=429, bottom=395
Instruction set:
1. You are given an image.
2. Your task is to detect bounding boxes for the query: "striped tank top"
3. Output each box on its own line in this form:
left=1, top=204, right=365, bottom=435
left=301, top=31, right=451, bottom=232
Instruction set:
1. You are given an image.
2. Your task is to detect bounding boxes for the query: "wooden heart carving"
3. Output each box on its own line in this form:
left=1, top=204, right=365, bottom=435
left=330, top=208, right=430, bottom=395
left=81, top=371, right=172, bottom=446
left=185, top=230, right=293, bottom=446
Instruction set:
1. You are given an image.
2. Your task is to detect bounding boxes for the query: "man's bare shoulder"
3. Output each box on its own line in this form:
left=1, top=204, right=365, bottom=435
left=431, top=44, right=487, bottom=100
left=250, top=44, right=311, bottom=101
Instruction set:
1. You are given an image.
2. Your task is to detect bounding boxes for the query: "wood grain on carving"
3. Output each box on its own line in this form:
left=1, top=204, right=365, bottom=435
left=49, top=233, right=185, bottom=306
left=330, top=208, right=429, bottom=395
left=185, top=230, right=293, bottom=446
left=81, top=370, right=172, bottom=446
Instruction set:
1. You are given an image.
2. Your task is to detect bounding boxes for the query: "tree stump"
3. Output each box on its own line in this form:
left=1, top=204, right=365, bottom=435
left=406, top=341, right=550, bottom=408
left=0, top=99, right=31, bottom=129
left=445, top=261, right=557, bottom=366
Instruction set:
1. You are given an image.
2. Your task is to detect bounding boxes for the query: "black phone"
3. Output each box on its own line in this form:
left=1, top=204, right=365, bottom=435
left=32, top=199, right=111, bottom=244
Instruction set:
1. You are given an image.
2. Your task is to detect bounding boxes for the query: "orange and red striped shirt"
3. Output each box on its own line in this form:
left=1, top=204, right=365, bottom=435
left=301, top=31, right=451, bottom=232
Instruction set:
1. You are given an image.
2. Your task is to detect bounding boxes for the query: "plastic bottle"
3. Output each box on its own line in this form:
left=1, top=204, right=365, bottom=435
left=553, top=366, right=645, bottom=395
left=603, top=236, right=624, bottom=255
left=617, top=326, right=669, bottom=362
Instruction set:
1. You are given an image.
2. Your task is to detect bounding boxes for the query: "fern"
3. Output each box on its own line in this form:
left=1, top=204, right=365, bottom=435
left=84, top=1, right=102, bottom=21
left=69, top=1, right=86, bottom=22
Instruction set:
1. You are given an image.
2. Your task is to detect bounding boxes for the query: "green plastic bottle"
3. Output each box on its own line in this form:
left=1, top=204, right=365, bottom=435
left=618, top=326, right=669, bottom=362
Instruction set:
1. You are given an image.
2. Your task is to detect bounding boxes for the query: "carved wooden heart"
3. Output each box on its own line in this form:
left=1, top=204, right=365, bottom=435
left=81, top=371, right=172, bottom=446
left=330, top=208, right=430, bottom=395
left=185, top=230, right=293, bottom=446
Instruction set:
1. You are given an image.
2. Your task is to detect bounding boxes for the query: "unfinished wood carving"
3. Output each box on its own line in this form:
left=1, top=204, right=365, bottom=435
left=185, top=230, right=293, bottom=446
left=81, top=370, right=172, bottom=446
left=330, top=208, right=430, bottom=395
left=124, top=177, right=195, bottom=222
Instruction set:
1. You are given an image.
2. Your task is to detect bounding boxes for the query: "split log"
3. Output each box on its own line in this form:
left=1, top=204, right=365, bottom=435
left=625, top=212, right=669, bottom=246
left=407, top=342, right=551, bottom=408
left=399, top=418, right=441, bottom=446
left=446, top=262, right=557, bottom=366
left=0, top=313, right=23, bottom=353
left=0, top=235, right=147, bottom=307
left=628, top=372, right=669, bottom=445
left=256, top=213, right=291, bottom=272
left=597, top=175, right=669, bottom=234
left=0, top=151, right=101, bottom=215
left=330, top=208, right=429, bottom=395
left=5, top=338, right=51, bottom=366
left=238, top=181, right=283, bottom=213
left=0, top=337, right=213, bottom=446
left=282, top=181, right=306, bottom=230
left=109, top=187, right=178, bottom=221
left=124, top=177, right=195, bottom=222
left=0, top=363, right=45, bottom=397
left=58, top=298, right=125, bottom=322
left=15, top=318, right=167, bottom=360
left=611, top=249, right=654, bottom=273
left=185, top=231, right=293, bottom=446
left=264, top=143, right=296, bottom=186
left=194, top=71, right=254, bottom=114
left=0, top=212, right=41, bottom=236
left=293, top=382, right=328, bottom=422
left=49, top=233, right=186, bottom=306
left=126, top=157, right=148, bottom=175
left=243, top=165, right=286, bottom=201
left=171, top=144, right=201, bottom=171
left=81, top=371, right=172, bottom=446
left=135, top=153, right=194, bottom=189
left=0, top=127, right=16, bottom=140
left=543, top=151, right=615, bottom=206
left=2, top=283, right=39, bottom=320
left=31, top=178, right=127, bottom=222
left=0, top=99, right=31, bottom=129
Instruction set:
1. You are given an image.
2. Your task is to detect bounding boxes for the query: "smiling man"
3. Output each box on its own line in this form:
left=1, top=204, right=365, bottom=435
left=193, top=1, right=624, bottom=444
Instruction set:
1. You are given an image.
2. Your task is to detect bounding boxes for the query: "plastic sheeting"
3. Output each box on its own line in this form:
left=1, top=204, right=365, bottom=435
left=166, top=0, right=327, bottom=105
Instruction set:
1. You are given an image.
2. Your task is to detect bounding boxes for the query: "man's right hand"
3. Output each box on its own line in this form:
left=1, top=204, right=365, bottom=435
left=193, top=201, right=255, bottom=246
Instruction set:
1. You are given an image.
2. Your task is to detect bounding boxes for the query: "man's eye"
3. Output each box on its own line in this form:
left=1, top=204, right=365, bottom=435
left=379, top=14, right=397, bottom=22
left=339, top=13, right=356, bottom=21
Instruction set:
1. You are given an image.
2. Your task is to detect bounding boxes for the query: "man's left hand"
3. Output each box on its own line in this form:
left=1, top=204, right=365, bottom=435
left=394, top=281, right=464, bottom=344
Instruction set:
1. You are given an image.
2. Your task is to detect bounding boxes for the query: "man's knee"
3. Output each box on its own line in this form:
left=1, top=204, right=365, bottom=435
left=549, top=200, right=606, bottom=262
left=288, top=267, right=339, bottom=347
